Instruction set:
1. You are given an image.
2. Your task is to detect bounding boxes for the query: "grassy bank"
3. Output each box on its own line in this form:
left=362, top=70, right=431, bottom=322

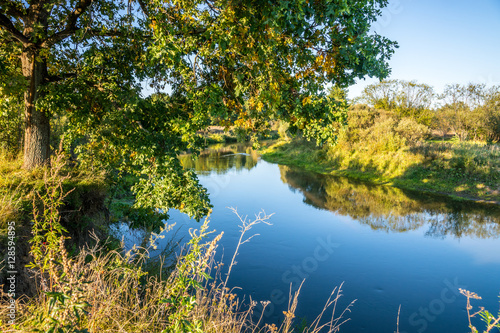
left=261, top=139, right=500, bottom=204
left=0, top=152, right=353, bottom=332
left=0, top=153, right=109, bottom=243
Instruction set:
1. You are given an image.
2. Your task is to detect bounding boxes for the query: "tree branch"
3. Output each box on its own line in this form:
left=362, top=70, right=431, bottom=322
left=88, top=28, right=125, bottom=38
left=0, top=12, right=30, bottom=44
left=44, top=72, right=77, bottom=83
left=204, top=0, right=220, bottom=13
left=85, top=28, right=152, bottom=41
left=0, top=0, right=26, bottom=19
left=40, top=0, right=93, bottom=48
left=136, top=0, right=151, bottom=18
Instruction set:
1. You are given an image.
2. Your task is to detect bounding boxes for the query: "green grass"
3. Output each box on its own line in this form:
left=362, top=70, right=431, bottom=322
left=261, top=139, right=500, bottom=204
left=0, top=152, right=111, bottom=265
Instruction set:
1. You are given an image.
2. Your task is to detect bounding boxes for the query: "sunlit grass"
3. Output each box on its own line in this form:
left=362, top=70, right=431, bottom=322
left=262, top=138, right=500, bottom=203
left=0, top=151, right=25, bottom=231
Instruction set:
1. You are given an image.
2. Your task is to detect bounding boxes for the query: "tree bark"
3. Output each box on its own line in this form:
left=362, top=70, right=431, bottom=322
left=20, top=3, right=51, bottom=169
left=21, top=48, right=50, bottom=169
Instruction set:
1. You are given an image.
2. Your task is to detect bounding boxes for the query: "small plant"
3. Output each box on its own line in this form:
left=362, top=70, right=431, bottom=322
left=460, top=288, right=500, bottom=333
left=25, top=156, right=91, bottom=332
left=223, top=208, right=273, bottom=289
left=28, top=155, right=73, bottom=277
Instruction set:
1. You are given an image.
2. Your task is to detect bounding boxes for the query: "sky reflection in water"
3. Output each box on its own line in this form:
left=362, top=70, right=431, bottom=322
left=145, top=144, right=500, bottom=333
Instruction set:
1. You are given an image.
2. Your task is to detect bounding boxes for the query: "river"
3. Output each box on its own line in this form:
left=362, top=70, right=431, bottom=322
left=120, top=143, right=500, bottom=333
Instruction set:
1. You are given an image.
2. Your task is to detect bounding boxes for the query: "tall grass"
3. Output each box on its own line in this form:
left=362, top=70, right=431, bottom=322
left=262, top=136, right=500, bottom=202
left=0, top=219, right=353, bottom=332
left=0, top=150, right=24, bottom=231
left=0, top=167, right=354, bottom=332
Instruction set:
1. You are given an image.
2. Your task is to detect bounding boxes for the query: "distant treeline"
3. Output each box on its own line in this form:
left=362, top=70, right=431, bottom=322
left=352, top=80, right=500, bottom=143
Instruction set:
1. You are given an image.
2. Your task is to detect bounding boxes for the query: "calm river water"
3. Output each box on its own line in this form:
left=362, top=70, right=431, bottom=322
left=121, top=143, right=500, bottom=333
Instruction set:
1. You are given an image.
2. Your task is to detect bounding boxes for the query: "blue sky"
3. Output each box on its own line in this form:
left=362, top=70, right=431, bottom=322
left=348, top=0, right=500, bottom=99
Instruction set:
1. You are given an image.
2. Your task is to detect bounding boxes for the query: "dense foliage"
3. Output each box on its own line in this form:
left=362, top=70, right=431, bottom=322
left=358, top=80, right=500, bottom=142
left=0, top=0, right=397, bottom=220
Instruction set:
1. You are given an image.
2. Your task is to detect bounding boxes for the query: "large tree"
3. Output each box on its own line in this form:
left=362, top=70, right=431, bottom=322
left=360, top=79, right=434, bottom=120
left=1, top=0, right=396, bottom=218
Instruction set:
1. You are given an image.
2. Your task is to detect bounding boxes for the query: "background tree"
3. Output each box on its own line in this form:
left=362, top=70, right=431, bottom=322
left=437, top=83, right=486, bottom=141
left=0, top=0, right=397, bottom=218
left=359, top=79, right=399, bottom=110
left=394, top=80, right=434, bottom=122
left=481, top=87, right=500, bottom=142
left=359, top=79, right=434, bottom=124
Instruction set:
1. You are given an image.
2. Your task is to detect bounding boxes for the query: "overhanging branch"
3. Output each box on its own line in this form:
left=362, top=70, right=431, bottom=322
left=0, top=12, right=30, bottom=44
left=44, top=72, right=77, bottom=83
left=136, top=0, right=151, bottom=18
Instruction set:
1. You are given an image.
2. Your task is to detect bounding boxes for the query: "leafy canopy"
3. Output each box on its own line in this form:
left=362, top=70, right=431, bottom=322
left=0, top=0, right=397, bottom=220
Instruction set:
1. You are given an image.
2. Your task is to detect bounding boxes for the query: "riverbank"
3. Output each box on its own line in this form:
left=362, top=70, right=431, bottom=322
left=260, top=139, right=500, bottom=205
left=3, top=145, right=500, bottom=332
left=0, top=151, right=351, bottom=332
left=199, top=126, right=280, bottom=145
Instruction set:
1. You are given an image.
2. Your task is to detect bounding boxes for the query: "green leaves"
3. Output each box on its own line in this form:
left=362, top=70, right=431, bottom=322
left=1, top=0, right=396, bottom=223
left=132, top=160, right=212, bottom=222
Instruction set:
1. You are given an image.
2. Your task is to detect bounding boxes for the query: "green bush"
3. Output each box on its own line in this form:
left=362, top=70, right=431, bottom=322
left=395, top=117, right=431, bottom=143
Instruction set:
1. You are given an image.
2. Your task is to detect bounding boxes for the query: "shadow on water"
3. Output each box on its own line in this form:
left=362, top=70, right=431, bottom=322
left=179, top=143, right=260, bottom=175
left=279, top=165, right=500, bottom=239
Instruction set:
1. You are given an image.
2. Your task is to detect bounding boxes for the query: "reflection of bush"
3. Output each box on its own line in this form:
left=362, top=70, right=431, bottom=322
left=279, top=165, right=500, bottom=239
left=179, top=144, right=259, bottom=174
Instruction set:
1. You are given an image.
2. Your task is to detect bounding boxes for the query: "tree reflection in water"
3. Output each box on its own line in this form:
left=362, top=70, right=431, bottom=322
left=279, top=165, right=500, bottom=239
left=179, top=144, right=260, bottom=175
left=179, top=145, right=500, bottom=239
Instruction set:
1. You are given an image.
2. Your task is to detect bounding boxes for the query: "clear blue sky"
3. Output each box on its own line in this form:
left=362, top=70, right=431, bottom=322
left=348, top=0, right=500, bottom=99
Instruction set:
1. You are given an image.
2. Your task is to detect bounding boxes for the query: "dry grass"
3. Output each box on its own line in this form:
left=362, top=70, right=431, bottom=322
left=0, top=211, right=354, bottom=332
left=460, top=288, right=500, bottom=333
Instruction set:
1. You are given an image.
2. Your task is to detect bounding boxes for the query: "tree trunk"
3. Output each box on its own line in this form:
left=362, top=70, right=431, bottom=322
left=21, top=48, right=50, bottom=169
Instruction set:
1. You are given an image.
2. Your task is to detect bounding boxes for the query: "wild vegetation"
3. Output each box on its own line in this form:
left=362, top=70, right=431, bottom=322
left=0, top=163, right=355, bottom=332
left=1, top=0, right=499, bottom=330
left=263, top=81, right=500, bottom=203
left=0, top=0, right=400, bottom=331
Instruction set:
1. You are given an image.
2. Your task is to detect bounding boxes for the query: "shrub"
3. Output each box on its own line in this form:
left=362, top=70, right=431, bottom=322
left=395, top=117, right=431, bottom=143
